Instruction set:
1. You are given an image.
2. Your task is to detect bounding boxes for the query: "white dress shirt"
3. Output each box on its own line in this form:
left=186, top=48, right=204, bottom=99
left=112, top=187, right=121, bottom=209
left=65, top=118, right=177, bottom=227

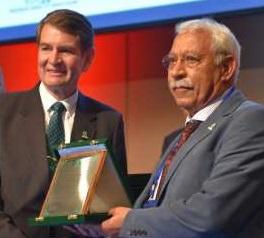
left=186, top=87, right=234, bottom=123
left=39, top=82, right=78, bottom=144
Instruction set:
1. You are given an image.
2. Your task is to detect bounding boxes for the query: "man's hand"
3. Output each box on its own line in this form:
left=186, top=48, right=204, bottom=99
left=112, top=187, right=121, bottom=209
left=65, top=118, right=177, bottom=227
left=101, top=207, right=131, bottom=237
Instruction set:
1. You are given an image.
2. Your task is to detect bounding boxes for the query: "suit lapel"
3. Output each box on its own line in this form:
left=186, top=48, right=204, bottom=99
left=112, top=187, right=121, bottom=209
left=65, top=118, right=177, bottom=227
left=71, top=93, right=97, bottom=141
left=157, top=89, right=247, bottom=199
left=18, top=88, right=49, bottom=178
left=159, top=124, right=213, bottom=197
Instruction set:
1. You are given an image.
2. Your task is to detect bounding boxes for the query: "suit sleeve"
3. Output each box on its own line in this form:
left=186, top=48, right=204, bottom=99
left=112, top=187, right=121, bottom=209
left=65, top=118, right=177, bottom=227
left=110, top=114, right=127, bottom=177
left=119, top=106, right=264, bottom=238
left=0, top=189, right=27, bottom=238
left=0, top=96, right=26, bottom=238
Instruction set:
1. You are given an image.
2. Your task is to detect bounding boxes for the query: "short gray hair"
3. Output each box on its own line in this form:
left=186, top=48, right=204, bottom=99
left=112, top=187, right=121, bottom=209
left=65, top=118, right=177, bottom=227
left=175, top=18, right=241, bottom=82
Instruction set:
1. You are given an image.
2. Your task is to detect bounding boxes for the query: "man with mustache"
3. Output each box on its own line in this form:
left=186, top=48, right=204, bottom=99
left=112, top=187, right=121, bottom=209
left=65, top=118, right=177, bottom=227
left=0, top=9, right=126, bottom=238
left=101, top=18, right=264, bottom=237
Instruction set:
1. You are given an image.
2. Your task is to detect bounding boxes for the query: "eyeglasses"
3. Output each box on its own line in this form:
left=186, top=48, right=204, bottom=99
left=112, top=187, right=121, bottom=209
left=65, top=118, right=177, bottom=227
left=161, top=53, right=202, bottom=70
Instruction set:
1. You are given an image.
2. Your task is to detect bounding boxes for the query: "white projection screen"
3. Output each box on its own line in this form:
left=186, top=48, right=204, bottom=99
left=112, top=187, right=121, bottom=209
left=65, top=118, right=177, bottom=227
left=0, top=0, right=264, bottom=43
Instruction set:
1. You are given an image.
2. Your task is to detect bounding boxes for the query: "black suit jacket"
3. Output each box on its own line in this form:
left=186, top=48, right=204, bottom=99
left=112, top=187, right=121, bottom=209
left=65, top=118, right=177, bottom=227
left=0, top=87, right=127, bottom=238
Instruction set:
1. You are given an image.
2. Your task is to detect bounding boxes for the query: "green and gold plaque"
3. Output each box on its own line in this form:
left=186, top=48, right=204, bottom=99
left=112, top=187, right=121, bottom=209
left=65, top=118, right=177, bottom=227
left=29, top=139, right=132, bottom=226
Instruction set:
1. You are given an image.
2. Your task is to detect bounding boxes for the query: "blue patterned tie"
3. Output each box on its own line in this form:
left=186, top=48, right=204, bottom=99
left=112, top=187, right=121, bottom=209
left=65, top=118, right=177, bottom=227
left=46, top=102, right=66, bottom=148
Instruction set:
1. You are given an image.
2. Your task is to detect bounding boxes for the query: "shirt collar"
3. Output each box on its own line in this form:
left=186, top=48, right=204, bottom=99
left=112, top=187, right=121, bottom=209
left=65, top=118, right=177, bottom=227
left=39, top=82, right=78, bottom=115
left=186, top=87, right=234, bottom=124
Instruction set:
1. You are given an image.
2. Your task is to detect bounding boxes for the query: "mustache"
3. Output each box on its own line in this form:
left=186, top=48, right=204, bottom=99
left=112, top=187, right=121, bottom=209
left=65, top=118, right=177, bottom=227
left=168, top=78, right=193, bottom=90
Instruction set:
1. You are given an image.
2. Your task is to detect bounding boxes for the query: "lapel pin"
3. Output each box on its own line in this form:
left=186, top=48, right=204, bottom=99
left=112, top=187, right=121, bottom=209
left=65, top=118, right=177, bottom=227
left=81, top=130, right=89, bottom=140
left=208, top=123, right=216, bottom=131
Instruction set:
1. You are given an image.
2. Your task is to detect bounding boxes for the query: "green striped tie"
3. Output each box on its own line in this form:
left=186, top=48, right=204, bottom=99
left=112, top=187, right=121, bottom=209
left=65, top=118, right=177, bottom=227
left=46, top=102, right=66, bottom=149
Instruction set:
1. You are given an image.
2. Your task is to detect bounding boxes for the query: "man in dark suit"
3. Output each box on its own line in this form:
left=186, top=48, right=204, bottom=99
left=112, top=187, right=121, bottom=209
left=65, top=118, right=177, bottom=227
left=101, top=18, right=264, bottom=237
left=0, top=9, right=126, bottom=238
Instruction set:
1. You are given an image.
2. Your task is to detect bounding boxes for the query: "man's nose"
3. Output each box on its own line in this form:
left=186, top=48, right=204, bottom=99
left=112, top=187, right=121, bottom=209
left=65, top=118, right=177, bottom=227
left=49, top=50, right=62, bottom=64
left=169, top=60, right=186, bottom=79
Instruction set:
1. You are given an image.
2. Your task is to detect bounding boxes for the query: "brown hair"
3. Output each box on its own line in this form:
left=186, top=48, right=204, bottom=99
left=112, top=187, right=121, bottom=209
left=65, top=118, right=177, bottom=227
left=36, top=9, right=94, bottom=51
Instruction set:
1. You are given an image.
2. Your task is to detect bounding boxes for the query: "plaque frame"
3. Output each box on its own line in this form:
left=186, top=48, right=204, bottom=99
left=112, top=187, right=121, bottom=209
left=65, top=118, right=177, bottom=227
left=29, top=139, right=132, bottom=226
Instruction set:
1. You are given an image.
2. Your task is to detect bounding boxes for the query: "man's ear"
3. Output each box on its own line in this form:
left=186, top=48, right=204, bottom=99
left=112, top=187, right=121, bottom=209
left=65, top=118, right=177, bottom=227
left=220, top=55, right=237, bottom=83
left=82, top=47, right=95, bottom=71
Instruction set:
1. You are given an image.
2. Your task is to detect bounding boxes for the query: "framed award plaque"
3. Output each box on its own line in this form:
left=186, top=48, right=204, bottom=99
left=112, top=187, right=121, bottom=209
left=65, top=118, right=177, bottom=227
left=29, top=139, right=132, bottom=226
